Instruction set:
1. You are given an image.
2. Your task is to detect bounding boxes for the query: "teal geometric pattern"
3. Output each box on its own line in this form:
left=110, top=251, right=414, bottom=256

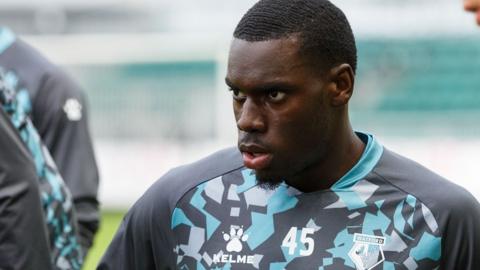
left=0, top=67, right=82, bottom=269
left=169, top=137, right=442, bottom=269
left=410, top=232, right=441, bottom=261
left=245, top=183, right=298, bottom=250
left=190, top=182, right=222, bottom=240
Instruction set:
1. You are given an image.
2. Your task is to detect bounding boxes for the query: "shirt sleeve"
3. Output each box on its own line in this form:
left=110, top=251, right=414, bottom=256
left=440, top=190, right=480, bottom=269
left=97, top=174, right=180, bottom=270
left=97, top=207, right=156, bottom=270
left=31, top=68, right=100, bottom=253
left=0, top=111, right=53, bottom=270
left=98, top=149, right=239, bottom=269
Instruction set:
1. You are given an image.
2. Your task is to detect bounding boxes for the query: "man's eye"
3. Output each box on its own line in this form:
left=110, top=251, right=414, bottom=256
left=231, top=89, right=246, bottom=100
left=268, top=91, right=286, bottom=102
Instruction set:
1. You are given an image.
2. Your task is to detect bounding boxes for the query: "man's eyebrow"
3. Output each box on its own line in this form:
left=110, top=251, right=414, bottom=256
left=224, top=78, right=235, bottom=88
left=254, top=82, right=296, bottom=92
left=224, top=79, right=295, bottom=92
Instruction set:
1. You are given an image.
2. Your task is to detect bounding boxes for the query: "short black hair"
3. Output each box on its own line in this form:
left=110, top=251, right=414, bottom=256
left=234, top=0, right=357, bottom=73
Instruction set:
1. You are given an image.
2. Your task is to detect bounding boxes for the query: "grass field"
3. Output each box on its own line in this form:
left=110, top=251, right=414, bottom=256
left=82, top=211, right=126, bottom=270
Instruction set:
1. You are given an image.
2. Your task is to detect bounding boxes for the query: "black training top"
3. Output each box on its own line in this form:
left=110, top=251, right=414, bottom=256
left=0, top=27, right=99, bottom=253
left=0, top=110, right=53, bottom=270
left=99, top=133, right=480, bottom=269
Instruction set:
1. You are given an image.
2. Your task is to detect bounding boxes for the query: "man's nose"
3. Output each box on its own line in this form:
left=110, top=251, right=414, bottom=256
left=236, top=98, right=266, bottom=133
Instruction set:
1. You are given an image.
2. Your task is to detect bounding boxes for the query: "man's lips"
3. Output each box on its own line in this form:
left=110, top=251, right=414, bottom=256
left=239, top=144, right=273, bottom=170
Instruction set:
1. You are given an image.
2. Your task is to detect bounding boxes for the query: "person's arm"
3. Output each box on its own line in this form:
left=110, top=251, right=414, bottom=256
left=32, top=69, right=99, bottom=254
left=0, top=111, right=53, bottom=270
left=440, top=191, right=480, bottom=269
left=99, top=148, right=241, bottom=269
left=98, top=173, right=180, bottom=270
left=97, top=206, right=156, bottom=270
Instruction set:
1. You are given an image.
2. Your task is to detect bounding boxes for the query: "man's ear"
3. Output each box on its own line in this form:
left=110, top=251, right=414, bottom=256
left=327, top=64, right=355, bottom=107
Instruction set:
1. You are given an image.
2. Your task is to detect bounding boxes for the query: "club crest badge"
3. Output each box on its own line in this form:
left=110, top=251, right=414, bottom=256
left=348, top=233, right=386, bottom=270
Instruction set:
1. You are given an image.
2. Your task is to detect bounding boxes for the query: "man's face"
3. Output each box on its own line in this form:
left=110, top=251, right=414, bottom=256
left=226, top=37, right=336, bottom=189
left=465, top=0, right=480, bottom=25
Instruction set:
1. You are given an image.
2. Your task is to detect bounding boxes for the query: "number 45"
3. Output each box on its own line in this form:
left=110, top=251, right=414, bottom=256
left=281, top=227, right=315, bottom=256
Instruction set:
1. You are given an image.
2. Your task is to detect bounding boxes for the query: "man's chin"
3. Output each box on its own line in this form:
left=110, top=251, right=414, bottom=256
left=254, top=170, right=284, bottom=190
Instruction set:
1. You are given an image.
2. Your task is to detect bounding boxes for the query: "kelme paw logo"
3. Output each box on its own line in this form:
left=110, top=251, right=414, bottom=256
left=223, top=226, right=249, bottom=252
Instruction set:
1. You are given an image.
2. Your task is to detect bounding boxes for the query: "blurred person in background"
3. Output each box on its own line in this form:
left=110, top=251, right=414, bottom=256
left=0, top=65, right=82, bottom=268
left=0, top=26, right=99, bottom=267
left=0, top=109, right=53, bottom=270
left=464, top=0, right=480, bottom=25
left=99, top=0, right=480, bottom=269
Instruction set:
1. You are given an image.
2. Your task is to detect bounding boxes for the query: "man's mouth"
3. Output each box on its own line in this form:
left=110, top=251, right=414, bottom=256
left=239, top=144, right=273, bottom=170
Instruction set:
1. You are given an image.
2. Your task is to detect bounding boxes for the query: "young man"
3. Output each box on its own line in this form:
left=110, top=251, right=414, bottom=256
left=0, top=27, right=100, bottom=256
left=99, top=0, right=480, bottom=269
left=464, top=0, right=480, bottom=25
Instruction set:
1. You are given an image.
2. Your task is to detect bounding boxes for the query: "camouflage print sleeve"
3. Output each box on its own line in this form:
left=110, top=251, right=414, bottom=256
left=0, top=28, right=99, bottom=255
left=0, top=110, right=53, bottom=270
left=33, top=67, right=99, bottom=254
left=97, top=173, right=181, bottom=270
left=0, top=67, right=84, bottom=270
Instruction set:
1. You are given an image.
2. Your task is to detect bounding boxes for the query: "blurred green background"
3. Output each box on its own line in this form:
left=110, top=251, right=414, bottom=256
left=83, top=212, right=125, bottom=270
left=71, top=39, right=480, bottom=140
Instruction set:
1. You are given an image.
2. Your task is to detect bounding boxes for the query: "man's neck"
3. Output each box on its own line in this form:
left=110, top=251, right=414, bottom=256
left=285, top=127, right=366, bottom=193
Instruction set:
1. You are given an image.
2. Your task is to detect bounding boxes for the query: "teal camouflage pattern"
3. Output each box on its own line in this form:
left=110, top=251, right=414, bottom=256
left=0, top=67, right=82, bottom=270
left=171, top=136, right=441, bottom=270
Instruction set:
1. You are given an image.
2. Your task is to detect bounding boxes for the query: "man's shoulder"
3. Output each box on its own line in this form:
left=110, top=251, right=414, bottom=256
left=372, top=148, right=478, bottom=216
left=161, top=146, right=243, bottom=186
left=106, top=147, right=243, bottom=260
left=1, top=38, right=80, bottom=99
left=136, top=147, right=243, bottom=215
left=1, top=38, right=56, bottom=73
